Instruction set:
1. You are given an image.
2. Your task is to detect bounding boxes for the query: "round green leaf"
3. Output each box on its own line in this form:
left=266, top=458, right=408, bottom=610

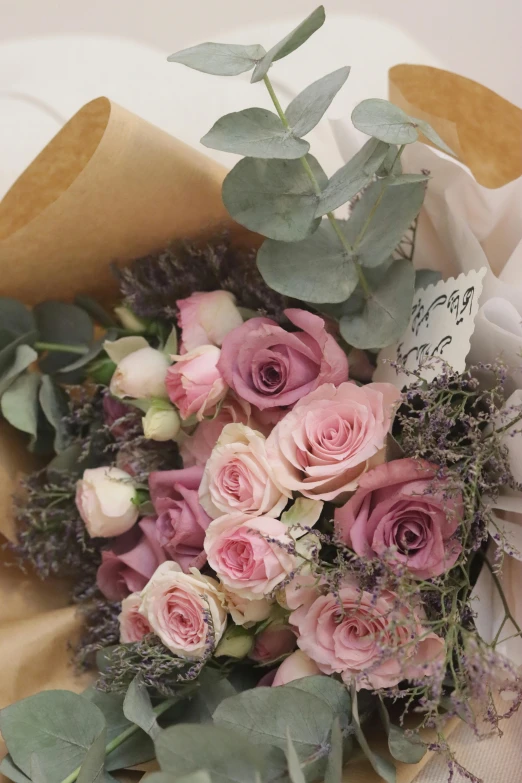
left=286, top=66, right=351, bottom=138
left=223, top=155, right=327, bottom=242
left=286, top=676, right=351, bottom=723
left=0, top=297, right=36, bottom=339
left=351, top=99, right=418, bottom=144
left=1, top=372, right=40, bottom=436
left=201, top=108, right=309, bottom=159
left=257, top=220, right=359, bottom=303
left=34, top=301, right=93, bottom=373
left=0, top=345, right=38, bottom=396
left=167, top=43, right=266, bottom=76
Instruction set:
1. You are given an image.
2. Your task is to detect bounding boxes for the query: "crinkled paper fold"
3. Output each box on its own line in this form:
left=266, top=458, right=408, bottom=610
left=1, top=69, right=521, bottom=782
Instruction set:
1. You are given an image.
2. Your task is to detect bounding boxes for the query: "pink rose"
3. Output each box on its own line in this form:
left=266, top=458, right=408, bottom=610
left=204, top=513, right=297, bottom=599
left=177, top=291, right=243, bottom=353
left=119, top=592, right=151, bottom=643
left=199, top=423, right=290, bottom=519
left=335, top=459, right=463, bottom=579
left=291, top=583, right=445, bottom=689
left=250, top=625, right=296, bottom=664
left=266, top=382, right=401, bottom=501
left=167, top=345, right=228, bottom=421
left=149, top=466, right=211, bottom=572
left=218, top=309, right=349, bottom=411
left=96, top=517, right=166, bottom=601
left=76, top=466, right=139, bottom=538
left=180, top=394, right=255, bottom=467
left=139, top=562, right=227, bottom=658
left=272, top=650, right=321, bottom=686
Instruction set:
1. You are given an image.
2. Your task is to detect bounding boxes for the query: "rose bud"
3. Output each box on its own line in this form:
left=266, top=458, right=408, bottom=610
left=177, top=290, right=243, bottom=353
left=250, top=625, right=296, bottom=664
left=215, top=624, right=255, bottom=659
left=110, top=346, right=170, bottom=399
left=114, top=306, right=148, bottom=333
left=76, top=466, right=139, bottom=537
left=142, top=404, right=181, bottom=441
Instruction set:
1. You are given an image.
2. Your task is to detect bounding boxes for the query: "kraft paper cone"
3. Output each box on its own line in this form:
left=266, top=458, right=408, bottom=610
left=0, top=96, right=250, bottom=306
left=389, top=64, right=522, bottom=188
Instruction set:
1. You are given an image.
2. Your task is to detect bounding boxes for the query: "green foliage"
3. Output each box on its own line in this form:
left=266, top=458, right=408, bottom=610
left=286, top=66, right=350, bottom=137
left=1, top=372, right=40, bottom=438
left=167, top=43, right=266, bottom=76
left=202, top=108, right=310, bottom=159
left=251, top=7, right=326, bottom=83
left=76, top=728, right=108, bottom=783
left=0, top=345, right=37, bottom=395
left=123, top=676, right=160, bottom=739
left=33, top=301, right=93, bottom=374
left=324, top=718, right=343, bottom=783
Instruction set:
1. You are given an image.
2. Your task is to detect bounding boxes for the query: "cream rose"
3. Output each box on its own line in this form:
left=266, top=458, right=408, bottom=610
left=76, top=466, right=138, bottom=537
left=110, top=346, right=170, bottom=399
left=199, top=423, right=291, bottom=519
left=139, top=562, right=227, bottom=658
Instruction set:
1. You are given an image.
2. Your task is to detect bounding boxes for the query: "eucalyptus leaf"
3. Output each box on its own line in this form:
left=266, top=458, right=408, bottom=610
left=324, top=718, right=343, bottom=783
left=0, top=297, right=36, bottom=339
left=0, top=755, right=31, bottom=783
left=202, top=108, right=309, bottom=159
left=352, top=693, right=396, bottom=783
left=286, top=66, right=350, bottom=137
left=1, top=372, right=40, bottom=437
left=39, top=375, right=69, bottom=452
left=34, top=301, right=93, bottom=374
left=0, top=690, right=106, bottom=781
left=77, top=728, right=107, bottom=783
left=377, top=701, right=425, bottom=764
left=339, top=258, right=415, bottom=349
left=123, top=676, right=160, bottom=739
left=257, top=220, right=358, bottom=303
left=316, top=138, right=390, bottom=215
left=0, top=331, right=39, bottom=375
left=0, top=345, right=38, bottom=395
left=377, top=145, right=402, bottom=177
left=223, top=155, right=327, bottom=242
left=251, top=6, right=326, bottom=82
left=30, top=755, right=47, bottom=783
left=286, top=730, right=306, bottom=783
left=343, top=178, right=425, bottom=268
left=413, top=118, right=455, bottom=156
left=388, top=173, right=430, bottom=185
left=56, top=331, right=119, bottom=384
left=168, top=43, right=265, bottom=76
left=75, top=295, right=118, bottom=327
left=415, top=268, right=442, bottom=290
left=155, top=724, right=276, bottom=783
left=82, top=687, right=155, bottom=771
left=287, top=676, right=351, bottom=724
left=147, top=774, right=212, bottom=783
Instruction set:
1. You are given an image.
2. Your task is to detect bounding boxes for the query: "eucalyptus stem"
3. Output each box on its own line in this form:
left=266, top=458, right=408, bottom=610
left=58, top=699, right=174, bottom=783
left=262, top=74, right=371, bottom=297
left=34, top=341, right=89, bottom=355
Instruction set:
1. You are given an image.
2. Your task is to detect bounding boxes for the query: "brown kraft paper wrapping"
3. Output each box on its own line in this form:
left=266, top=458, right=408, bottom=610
left=0, top=69, right=519, bottom=780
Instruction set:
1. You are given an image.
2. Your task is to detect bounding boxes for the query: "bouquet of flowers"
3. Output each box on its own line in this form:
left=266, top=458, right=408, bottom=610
left=0, top=7, right=521, bottom=783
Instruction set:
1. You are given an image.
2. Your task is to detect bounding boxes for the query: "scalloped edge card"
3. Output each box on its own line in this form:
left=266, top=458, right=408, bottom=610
left=374, top=268, right=487, bottom=388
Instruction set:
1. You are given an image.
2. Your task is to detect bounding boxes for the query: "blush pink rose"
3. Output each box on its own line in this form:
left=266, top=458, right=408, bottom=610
left=250, top=625, right=296, bottom=663
left=272, top=650, right=321, bottom=686
left=139, top=561, right=227, bottom=658
left=96, top=517, right=166, bottom=601
left=291, top=583, right=445, bottom=689
left=335, top=459, right=463, bottom=579
left=177, top=291, right=243, bottom=353
left=119, top=592, right=151, bottom=643
left=199, top=424, right=290, bottom=519
left=266, top=382, right=401, bottom=502
left=204, top=513, right=297, bottom=599
left=218, top=309, right=349, bottom=411
left=148, top=466, right=211, bottom=572
left=180, top=394, right=256, bottom=467
left=167, top=345, right=228, bottom=421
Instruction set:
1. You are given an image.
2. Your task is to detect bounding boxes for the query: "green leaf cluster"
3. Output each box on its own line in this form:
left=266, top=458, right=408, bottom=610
left=169, top=6, right=455, bottom=350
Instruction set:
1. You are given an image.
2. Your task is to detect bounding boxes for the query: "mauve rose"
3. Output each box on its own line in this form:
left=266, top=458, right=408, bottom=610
left=290, top=582, right=445, bottom=689
left=204, top=513, right=296, bottom=600
left=266, top=382, right=401, bottom=501
left=272, top=650, right=321, bottom=686
left=180, top=394, right=255, bottom=467
left=119, top=592, right=151, bottom=643
left=149, top=466, right=211, bottom=572
left=250, top=625, right=296, bottom=663
left=199, top=423, right=290, bottom=519
left=76, top=466, right=138, bottom=538
left=335, top=459, right=463, bottom=579
left=103, top=395, right=133, bottom=438
left=218, top=309, right=349, bottom=411
left=167, top=345, right=228, bottom=421
left=97, top=517, right=166, bottom=601
left=177, top=291, right=243, bottom=353
left=110, top=346, right=170, bottom=399
left=139, top=561, right=227, bottom=658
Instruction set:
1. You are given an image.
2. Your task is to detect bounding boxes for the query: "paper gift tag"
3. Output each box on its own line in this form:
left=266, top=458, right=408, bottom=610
left=374, top=268, right=486, bottom=388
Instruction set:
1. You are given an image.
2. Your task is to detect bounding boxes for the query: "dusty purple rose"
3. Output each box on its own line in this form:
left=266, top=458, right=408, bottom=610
left=103, top=394, right=134, bottom=438
left=334, top=459, right=463, bottom=579
left=97, top=517, right=166, bottom=601
left=218, top=308, right=349, bottom=410
left=149, top=466, right=211, bottom=572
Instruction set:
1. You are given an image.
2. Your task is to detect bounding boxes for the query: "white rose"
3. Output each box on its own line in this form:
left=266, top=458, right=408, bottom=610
left=76, top=466, right=138, bottom=537
left=199, top=423, right=291, bottom=518
left=223, top=588, right=273, bottom=628
left=142, top=405, right=180, bottom=441
left=139, top=562, right=227, bottom=658
left=110, top=346, right=170, bottom=399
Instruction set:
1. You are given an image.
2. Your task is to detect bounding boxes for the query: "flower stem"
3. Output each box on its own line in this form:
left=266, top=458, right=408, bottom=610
left=262, top=74, right=371, bottom=297
left=34, top=341, right=89, bottom=355
left=59, top=699, right=174, bottom=783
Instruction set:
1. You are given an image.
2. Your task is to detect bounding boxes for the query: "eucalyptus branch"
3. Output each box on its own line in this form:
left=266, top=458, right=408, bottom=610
left=34, top=341, right=89, bottom=355
left=263, top=73, right=371, bottom=297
